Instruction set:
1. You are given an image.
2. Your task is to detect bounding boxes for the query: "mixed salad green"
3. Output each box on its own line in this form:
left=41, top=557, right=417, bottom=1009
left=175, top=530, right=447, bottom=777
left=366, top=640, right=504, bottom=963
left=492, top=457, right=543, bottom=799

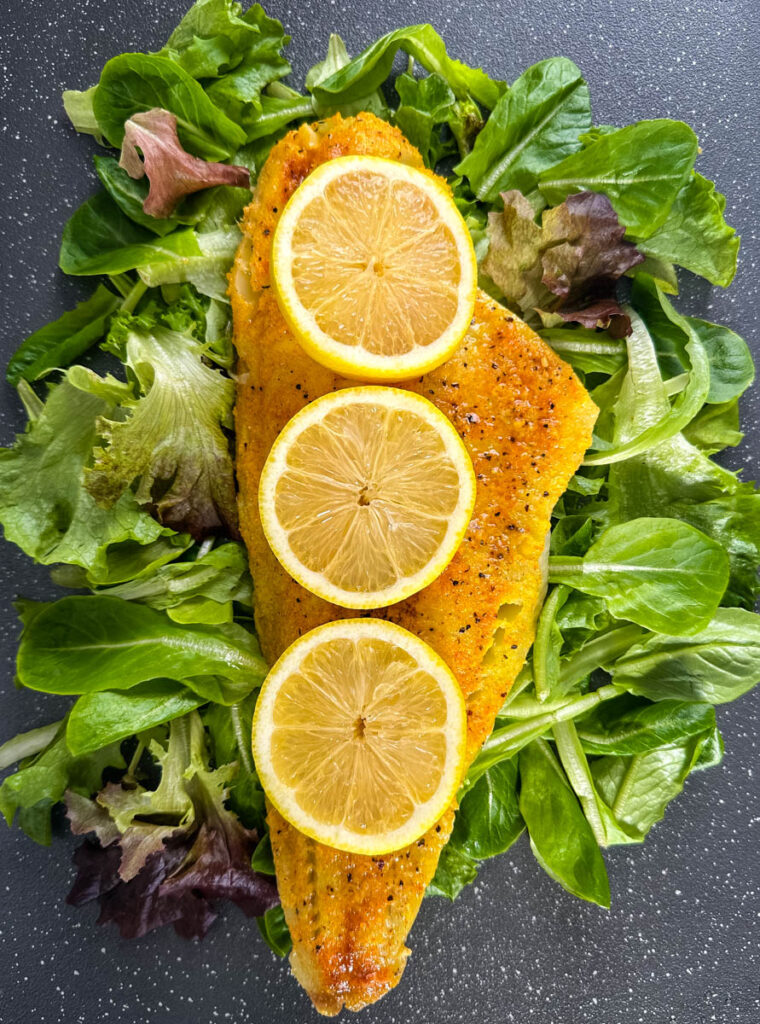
left=1, top=0, right=758, bottom=953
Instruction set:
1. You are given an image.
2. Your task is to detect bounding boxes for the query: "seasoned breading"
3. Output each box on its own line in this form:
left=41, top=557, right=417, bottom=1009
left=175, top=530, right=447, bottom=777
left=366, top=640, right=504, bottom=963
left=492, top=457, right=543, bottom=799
left=231, top=112, right=597, bottom=1015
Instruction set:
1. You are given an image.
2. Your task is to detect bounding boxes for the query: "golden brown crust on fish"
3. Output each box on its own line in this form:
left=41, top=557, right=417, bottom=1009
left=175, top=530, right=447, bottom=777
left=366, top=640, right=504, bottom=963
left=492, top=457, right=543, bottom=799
left=231, top=112, right=597, bottom=1015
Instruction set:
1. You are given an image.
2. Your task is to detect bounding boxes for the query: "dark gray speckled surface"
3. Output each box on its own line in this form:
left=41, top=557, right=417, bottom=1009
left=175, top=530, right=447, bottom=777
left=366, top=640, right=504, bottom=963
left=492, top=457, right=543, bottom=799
left=1, top=2, right=758, bottom=1022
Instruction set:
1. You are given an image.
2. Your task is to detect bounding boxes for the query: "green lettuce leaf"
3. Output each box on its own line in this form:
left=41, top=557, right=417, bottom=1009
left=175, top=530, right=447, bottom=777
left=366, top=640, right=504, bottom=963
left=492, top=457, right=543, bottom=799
left=456, top=57, right=590, bottom=202
left=0, top=376, right=168, bottom=578
left=82, top=315, right=237, bottom=539
left=538, top=120, right=698, bottom=237
left=0, top=722, right=124, bottom=845
left=548, top=517, right=729, bottom=634
left=83, top=542, right=251, bottom=624
left=310, top=24, right=503, bottom=113
left=637, top=172, right=739, bottom=287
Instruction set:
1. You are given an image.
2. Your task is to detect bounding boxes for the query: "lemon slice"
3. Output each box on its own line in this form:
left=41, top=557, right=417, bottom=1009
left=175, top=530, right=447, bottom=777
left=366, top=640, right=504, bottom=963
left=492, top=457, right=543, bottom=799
left=252, top=618, right=466, bottom=855
left=258, top=386, right=476, bottom=609
left=271, top=155, right=477, bottom=380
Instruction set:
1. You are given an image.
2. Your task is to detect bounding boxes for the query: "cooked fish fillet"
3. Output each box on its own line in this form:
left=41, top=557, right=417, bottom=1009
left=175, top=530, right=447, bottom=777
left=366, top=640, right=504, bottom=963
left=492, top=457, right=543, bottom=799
left=231, top=112, right=597, bottom=1015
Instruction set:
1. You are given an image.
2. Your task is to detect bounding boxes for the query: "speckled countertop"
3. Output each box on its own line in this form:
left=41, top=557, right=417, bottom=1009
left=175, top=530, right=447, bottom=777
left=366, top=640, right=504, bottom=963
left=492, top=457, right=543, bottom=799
left=0, top=2, right=758, bottom=1022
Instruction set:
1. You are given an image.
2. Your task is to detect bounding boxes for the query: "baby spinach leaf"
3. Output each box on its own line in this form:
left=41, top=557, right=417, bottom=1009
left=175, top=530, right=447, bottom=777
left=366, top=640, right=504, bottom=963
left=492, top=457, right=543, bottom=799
left=250, top=832, right=275, bottom=875
left=6, top=284, right=120, bottom=386
left=518, top=739, right=610, bottom=907
left=682, top=400, right=743, bottom=455
left=92, top=53, right=246, bottom=160
left=257, top=904, right=292, bottom=957
left=0, top=376, right=166, bottom=579
left=591, top=733, right=708, bottom=842
left=310, top=24, right=503, bottom=113
left=611, top=608, right=760, bottom=704
left=686, top=318, right=754, bottom=404
left=451, top=758, right=524, bottom=860
left=427, top=842, right=480, bottom=900
left=576, top=694, right=716, bottom=755
left=66, top=680, right=205, bottom=755
left=637, top=172, right=739, bottom=287
left=549, top=517, right=729, bottom=635
left=60, top=193, right=202, bottom=277
left=538, top=120, right=698, bottom=237
left=457, top=58, right=590, bottom=202
left=17, top=596, right=267, bottom=701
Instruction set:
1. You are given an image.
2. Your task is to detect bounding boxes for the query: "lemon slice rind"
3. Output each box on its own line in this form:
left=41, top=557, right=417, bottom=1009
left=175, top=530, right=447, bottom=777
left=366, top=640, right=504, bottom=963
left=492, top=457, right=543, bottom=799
left=271, top=155, right=478, bottom=381
left=252, top=618, right=467, bottom=856
left=258, top=386, right=477, bottom=609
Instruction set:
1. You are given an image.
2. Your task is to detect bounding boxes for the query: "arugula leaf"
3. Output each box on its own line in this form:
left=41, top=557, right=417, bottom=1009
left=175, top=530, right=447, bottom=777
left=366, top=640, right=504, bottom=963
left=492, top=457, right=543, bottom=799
left=538, top=120, right=698, bottom=237
left=0, top=376, right=167, bottom=579
left=257, top=904, right=292, bottom=957
left=591, top=733, right=708, bottom=842
left=518, top=739, right=610, bottom=907
left=6, top=284, right=120, bottom=386
left=17, top=595, right=267, bottom=703
left=92, top=53, right=246, bottom=159
left=611, top=609, right=760, bottom=704
left=67, top=681, right=205, bottom=755
left=310, top=24, right=503, bottom=113
left=637, top=172, right=739, bottom=287
left=549, top=517, right=729, bottom=634
left=0, top=723, right=124, bottom=845
left=576, top=694, right=716, bottom=755
left=456, top=58, right=590, bottom=202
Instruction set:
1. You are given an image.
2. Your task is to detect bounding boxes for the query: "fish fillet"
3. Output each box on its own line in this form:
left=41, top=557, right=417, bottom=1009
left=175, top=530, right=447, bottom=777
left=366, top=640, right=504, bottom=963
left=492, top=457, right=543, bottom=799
left=230, top=112, right=597, bottom=1015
